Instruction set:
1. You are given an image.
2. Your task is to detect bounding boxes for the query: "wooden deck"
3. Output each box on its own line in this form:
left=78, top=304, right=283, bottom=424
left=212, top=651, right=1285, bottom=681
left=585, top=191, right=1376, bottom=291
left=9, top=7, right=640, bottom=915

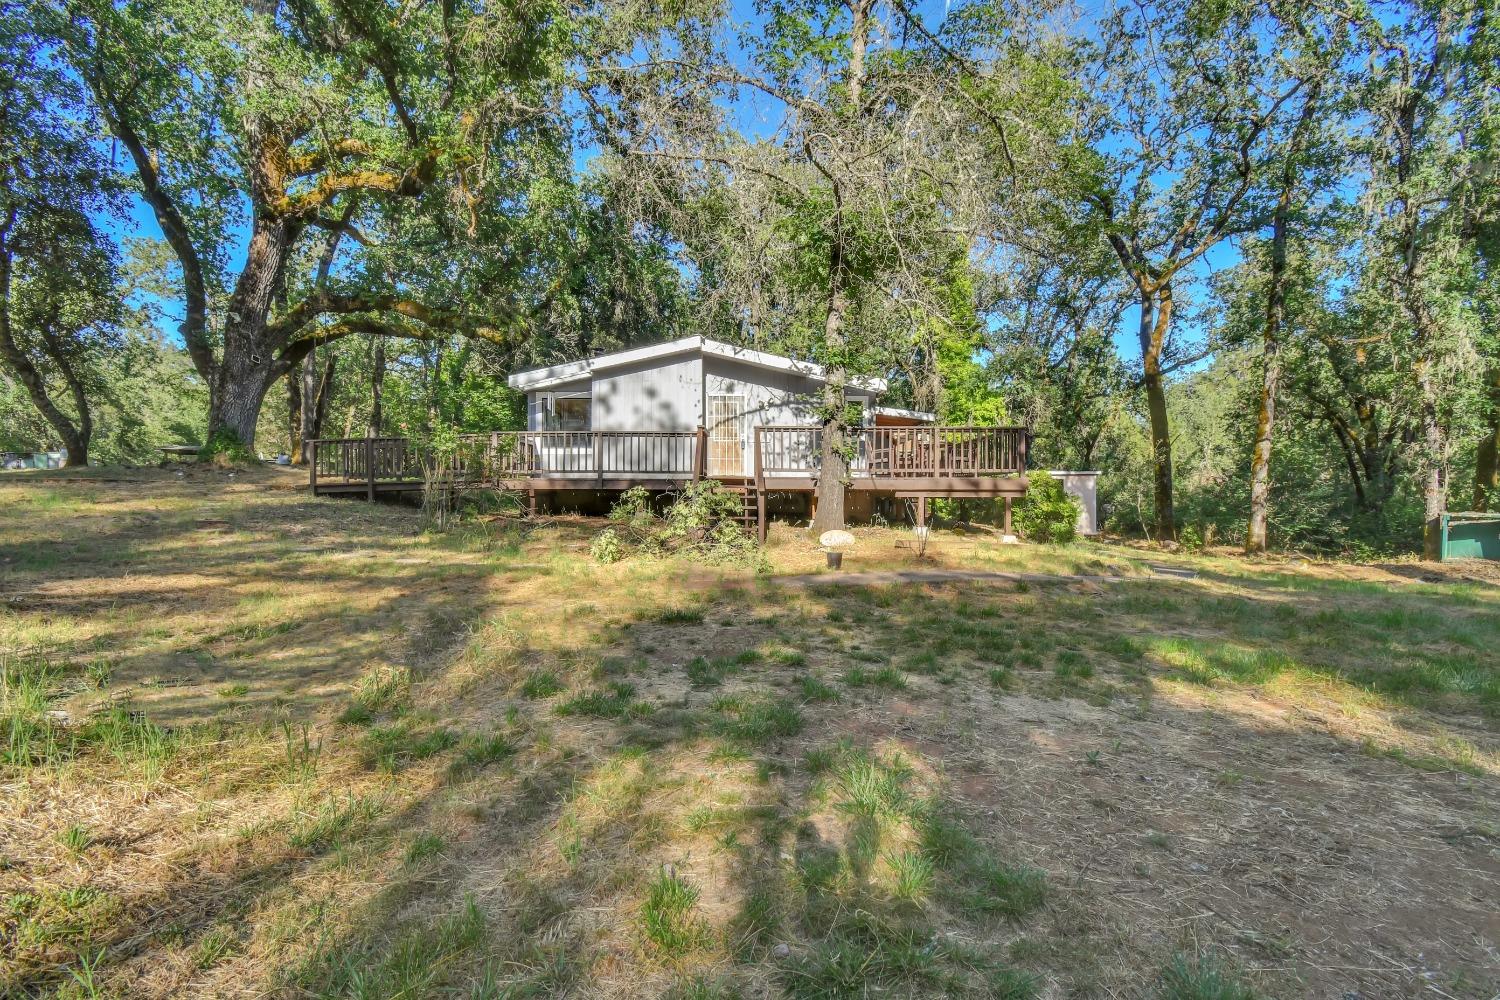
left=309, top=426, right=1029, bottom=539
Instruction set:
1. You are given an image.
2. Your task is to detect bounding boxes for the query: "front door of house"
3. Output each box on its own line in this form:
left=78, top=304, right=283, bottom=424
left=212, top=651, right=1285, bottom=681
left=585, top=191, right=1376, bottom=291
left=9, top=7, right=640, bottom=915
left=707, top=394, right=745, bottom=478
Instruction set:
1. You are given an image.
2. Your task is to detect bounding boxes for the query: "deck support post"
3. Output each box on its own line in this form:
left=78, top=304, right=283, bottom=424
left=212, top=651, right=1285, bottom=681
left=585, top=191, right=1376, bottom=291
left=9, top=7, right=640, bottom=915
left=917, top=495, right=927, bottom=529
left=528, top=488, right=537, bottom=519
left=366, top=437, right=376, bottom=503
left=1003, top=497, right=1013, bottom=535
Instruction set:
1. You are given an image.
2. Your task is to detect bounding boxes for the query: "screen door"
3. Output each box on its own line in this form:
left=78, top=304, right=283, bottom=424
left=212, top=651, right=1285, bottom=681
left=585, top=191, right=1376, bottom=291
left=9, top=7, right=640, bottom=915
left=708, top=394, right=746, bottom=477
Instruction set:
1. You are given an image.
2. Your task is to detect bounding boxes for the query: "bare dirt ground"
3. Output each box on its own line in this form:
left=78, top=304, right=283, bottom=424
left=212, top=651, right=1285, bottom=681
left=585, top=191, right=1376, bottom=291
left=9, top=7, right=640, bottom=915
left=1, top=466, right=1496, bottom=999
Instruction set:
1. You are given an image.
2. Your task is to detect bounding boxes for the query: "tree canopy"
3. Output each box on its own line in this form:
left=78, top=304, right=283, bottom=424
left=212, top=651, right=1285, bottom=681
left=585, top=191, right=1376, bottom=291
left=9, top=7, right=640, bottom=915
left=1, top=0, right=1495, bottom=554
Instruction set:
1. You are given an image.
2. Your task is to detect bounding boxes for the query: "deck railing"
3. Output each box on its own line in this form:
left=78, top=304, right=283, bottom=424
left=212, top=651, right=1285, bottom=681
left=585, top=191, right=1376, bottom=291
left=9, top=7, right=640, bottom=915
left=310, top=424, right=1028, bottom=495
left=477, top=430, right=700, bottom=479
left=311, top=437, right=423, bottom=484
left=310, top=430, right=707, bottom=492
left=757, top=425, right=1029, bottom=480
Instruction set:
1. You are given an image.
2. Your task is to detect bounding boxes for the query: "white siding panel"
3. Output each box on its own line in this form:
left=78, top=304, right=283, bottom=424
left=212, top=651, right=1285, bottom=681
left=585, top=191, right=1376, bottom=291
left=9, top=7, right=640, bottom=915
left=590, top=353, right=703, bottom=432
left=702, top=357, right=871, bottom=475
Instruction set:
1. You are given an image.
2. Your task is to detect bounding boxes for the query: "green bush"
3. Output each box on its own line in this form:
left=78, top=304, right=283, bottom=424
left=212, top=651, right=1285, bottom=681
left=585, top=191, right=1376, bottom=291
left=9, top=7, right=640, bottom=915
left=608, top=486, right=655, bottom=526
left=594, top=482, right=759, bottom=566
left=200, top=428, right=253, bottom=465
left=590, top=527, right=625, bottom=564
left=1014, top=475, right=1080, bottom=544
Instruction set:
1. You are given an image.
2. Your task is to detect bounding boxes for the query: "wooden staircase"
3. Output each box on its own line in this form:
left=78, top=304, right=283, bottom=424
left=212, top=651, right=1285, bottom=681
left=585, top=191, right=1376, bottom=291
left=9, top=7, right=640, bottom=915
left=724, top=482, right=763, bottom=541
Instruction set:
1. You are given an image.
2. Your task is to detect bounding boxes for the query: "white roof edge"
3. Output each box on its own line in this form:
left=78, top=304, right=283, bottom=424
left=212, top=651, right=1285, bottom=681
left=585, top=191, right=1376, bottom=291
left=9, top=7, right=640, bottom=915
left=873, top=405, right=936, bottom=422
left=508, top=335, right=888, bottom=393
left=507, top=335, right=703, bottom=390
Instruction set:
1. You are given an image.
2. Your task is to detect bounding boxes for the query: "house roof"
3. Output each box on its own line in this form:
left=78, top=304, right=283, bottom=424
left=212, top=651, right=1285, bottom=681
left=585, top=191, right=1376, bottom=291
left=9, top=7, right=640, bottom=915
left=507, top=336, right=888, bottom=393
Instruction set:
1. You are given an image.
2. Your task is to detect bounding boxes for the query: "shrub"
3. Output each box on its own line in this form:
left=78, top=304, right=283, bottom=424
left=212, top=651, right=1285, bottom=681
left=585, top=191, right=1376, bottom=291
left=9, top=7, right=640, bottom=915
left=1014, top=475, right=1080, bottom=544
left=595, top=481, right=759, bottom=566
left=590, top=528, right=625, bottom=564
left=200, top=428, right=253, bottom=465
left=609, top=486, right=655, bottom=525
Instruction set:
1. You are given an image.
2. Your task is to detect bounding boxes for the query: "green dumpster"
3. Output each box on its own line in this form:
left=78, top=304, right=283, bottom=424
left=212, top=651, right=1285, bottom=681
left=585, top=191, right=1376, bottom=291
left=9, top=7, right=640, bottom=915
left=1433, top=512, right=1500, bottom=561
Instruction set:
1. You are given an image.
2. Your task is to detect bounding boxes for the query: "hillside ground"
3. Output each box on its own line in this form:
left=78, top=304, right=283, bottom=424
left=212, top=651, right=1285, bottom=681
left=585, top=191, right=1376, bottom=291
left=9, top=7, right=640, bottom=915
left=2, top=466, right=1497, bottom=999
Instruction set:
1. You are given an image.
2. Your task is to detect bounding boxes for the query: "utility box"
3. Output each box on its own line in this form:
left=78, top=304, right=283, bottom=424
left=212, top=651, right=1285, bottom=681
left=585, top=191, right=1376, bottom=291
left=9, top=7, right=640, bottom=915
left=1433, top=512, right=1500, bottom=561
left=1048, top=471, right=1100, bottom=536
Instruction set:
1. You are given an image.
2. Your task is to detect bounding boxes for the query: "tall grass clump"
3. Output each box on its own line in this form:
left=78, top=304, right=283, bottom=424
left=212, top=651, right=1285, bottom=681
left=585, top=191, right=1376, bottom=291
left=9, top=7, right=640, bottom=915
left=2, top=653, right=65, bottom=767
left=1159, top=950, right=1260, bottom=1000
left=641, top=868, right=708, bottom=957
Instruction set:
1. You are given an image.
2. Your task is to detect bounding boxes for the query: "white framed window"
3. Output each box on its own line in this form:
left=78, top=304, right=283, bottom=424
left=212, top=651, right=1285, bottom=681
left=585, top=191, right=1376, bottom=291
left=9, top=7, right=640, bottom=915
left=541, top=392, right=591, bottom=432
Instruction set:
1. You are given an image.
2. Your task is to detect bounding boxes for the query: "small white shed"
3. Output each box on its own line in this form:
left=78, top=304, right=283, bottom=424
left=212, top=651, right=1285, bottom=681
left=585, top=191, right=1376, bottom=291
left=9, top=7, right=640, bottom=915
left=1048, top=471, right=1101, bottom=535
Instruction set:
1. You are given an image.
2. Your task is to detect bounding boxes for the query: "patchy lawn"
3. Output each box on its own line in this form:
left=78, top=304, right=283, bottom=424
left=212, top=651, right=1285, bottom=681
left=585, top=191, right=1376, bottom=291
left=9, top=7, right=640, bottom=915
left=2, top=466, right=1497, bottom=999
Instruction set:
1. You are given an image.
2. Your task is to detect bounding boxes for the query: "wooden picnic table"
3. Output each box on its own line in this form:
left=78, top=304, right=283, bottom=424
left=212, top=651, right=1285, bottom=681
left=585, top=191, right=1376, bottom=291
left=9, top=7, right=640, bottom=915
left=160, top=445, right=200, bottom=461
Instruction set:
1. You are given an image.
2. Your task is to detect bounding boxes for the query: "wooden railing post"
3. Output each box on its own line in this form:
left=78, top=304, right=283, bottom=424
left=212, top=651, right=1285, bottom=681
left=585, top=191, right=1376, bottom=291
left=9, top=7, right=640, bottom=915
left=594, top=432, right=604, bottom=487
left=754, top=426, right=764, bottom=491
left=308, top=441, right=318, bottom=494
left=365, top=437, right=376, bottom=502
left=694, top=426, right=707, bottom=482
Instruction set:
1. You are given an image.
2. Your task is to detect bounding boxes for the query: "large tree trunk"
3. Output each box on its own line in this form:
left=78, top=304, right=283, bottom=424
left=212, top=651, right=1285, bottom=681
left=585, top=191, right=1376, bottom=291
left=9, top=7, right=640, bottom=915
left=206, top=213, right=298, bottom=451
left=292, top=352, right=337, bottom=463
left=1417, top=365, right=1446, bottom=560
left=1140, top=284, right=1176, bottom=542
left=808, top=0, right=869, bottom=535
left=1246, top=199, right=1292, bottom=554
left=1476, top=368, right=1500, bottom=511
left=1247, top=84, right=1318, bottom=554
left=812, top=282, right=850, bottom=534
left=368, top=337, right=386, bottom=436
left=287, top=369, right=302, bottom=460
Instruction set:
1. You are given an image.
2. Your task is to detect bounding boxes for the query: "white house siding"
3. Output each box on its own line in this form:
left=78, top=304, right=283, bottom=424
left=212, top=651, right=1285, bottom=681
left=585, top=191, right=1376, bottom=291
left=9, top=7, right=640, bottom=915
left=520, top=350, right=872, bottom=479
left=591, top=353, right=703, bottom=432
left=704, top=356, right=872, bottom=477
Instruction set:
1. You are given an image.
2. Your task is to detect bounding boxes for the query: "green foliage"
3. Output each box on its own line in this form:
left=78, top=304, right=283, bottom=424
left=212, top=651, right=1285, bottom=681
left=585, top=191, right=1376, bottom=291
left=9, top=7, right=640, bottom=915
left=58, top=824, right=91, bottom=856
left=520, top=671, right=565, bottom=699
left=594, top=482, right=760, bottom=567
left=1159, top=950, right=1260, bottom=1000
left=201, top=428, right=253, bottom=464
left=641, top=868, right=708, bottom=957
left=609, top=486, right=656, bottom=525
left=1014, top=476, right=1080, bottom=544
left=590, top=528, right=625, bottom=564
left=556, top=682, right=650, bottom=720
left=382, top=342, right=528, bottom=440
left=932, top=254, right=1006, bottom=426
left=712, top=695, right=803, bottom=746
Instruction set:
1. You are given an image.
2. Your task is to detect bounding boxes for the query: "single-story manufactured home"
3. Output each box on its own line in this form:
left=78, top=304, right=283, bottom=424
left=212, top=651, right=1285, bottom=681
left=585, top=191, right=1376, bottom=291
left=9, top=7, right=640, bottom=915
left=507, top=336, right=940, bottom=479
left=309, top=336, right=1044, bottom=539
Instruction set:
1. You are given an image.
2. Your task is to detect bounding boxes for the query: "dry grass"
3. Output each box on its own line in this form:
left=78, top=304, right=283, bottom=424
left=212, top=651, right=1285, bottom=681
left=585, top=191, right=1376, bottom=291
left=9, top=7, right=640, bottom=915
left=1, top=465, right=1497, bottom=998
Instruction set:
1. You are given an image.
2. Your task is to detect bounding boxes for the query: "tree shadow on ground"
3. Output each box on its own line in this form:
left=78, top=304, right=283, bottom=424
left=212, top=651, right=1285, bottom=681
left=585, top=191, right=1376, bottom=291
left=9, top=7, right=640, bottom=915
left=4, top=481, right=1498, bottom=998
